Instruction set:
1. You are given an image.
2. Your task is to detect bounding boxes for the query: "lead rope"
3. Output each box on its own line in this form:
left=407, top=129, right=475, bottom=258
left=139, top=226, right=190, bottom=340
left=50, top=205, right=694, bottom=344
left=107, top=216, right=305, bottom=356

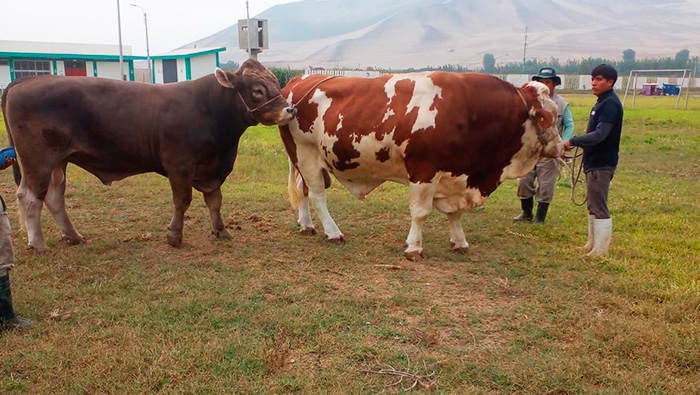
left=559, top=146, right=587, bottom=206
left=515, top=89, right=549, bottom=146
left=234, top=89, right=283, bottom=113
left=291, top=75, right=341, bottom=108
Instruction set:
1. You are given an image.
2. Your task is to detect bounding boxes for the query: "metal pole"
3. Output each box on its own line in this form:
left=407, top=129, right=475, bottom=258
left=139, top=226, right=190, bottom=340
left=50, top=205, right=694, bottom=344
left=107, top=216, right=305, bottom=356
left=522, top=26, right=528, bottom=74
left=632, top=73, right=637, bottom=109
left=676, top=69, right=686, bottom=109
left=144, top=12, right=152, bottom=83
left=130, top=4, right=152, bottom=83
left=246, top=0, right=252, bottom=59
left=622, top=70, right=633, bottom=107
left=686, top=67, right=693, bottom=110
left=117, top=0, right=125, bottom=80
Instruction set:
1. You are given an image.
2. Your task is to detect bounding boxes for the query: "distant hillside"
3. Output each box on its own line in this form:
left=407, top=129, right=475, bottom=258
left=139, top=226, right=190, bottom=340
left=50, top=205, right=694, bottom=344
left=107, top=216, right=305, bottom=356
left=183, top=0, right=700, bottom=69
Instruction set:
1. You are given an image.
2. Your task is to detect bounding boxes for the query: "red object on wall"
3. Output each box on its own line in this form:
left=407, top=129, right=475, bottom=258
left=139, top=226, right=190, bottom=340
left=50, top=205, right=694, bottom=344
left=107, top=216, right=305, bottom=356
left=64, top=60, right=87, bottom=77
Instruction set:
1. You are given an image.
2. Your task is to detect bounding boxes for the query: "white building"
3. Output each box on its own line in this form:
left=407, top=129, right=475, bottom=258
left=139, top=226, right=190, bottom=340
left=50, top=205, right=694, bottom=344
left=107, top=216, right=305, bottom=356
left=150, top=47, right=226, bottom=84
left=0, top=40, right=145, bottom=88
left=0, top=40, right=226, bottom=88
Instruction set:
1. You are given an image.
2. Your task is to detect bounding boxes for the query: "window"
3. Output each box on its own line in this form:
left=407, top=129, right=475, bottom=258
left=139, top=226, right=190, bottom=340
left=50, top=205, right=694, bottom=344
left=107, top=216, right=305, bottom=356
left=0, top=60, right=8, bottom=66
left=13, top=60, right=52, bottom=79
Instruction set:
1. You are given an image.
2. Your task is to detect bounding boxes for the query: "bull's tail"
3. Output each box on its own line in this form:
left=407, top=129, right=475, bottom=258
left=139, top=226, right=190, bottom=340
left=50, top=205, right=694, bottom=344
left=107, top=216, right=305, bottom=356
left=288, top=159, right=302, bottom=210
left=1, top=82, right=22, bottom=186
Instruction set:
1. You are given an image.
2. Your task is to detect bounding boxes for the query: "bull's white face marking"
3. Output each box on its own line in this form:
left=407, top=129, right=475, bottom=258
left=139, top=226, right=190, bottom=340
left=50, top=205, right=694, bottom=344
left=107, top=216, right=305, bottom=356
left=383, top=73, right=442, bottom=133
left=301, top=74, right=311, bottom=80
left=500, top=83, right=562, bottom=181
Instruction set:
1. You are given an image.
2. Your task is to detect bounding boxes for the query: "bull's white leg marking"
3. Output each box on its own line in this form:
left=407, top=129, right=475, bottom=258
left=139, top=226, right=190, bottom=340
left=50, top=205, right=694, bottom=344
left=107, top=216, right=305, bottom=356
left=383, top=73, right=442, bottom=133
left=446, top=211, right=469, bottom=251
left=44, top=167, right=84, bottom=245
left=295, top=173, right=315, bottom=234
left=17, top=183, right=48, bottom=252
left=405, top=174, right=441, bottom=259
left=296, top=143, right=344, bottom=241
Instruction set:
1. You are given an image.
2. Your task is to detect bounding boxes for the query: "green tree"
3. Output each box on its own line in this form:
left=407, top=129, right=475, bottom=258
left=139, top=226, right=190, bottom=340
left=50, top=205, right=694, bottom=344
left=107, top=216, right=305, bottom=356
left=483, top=53, right=496, bottom=72
left=675, top=49, right=690, bottom=66
left=623, top=49, right=636, bottom=64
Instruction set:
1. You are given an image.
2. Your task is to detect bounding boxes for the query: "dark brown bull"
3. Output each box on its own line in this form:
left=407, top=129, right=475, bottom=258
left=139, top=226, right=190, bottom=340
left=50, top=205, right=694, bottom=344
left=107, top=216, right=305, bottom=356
left=2, top=59, right=294, bottom=251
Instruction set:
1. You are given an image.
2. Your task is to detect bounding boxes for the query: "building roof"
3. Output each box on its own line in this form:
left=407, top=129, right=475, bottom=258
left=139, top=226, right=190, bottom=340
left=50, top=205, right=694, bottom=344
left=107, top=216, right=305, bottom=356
left=0, top=40, right=145, bottom=61
left=151, top=47, right=226, bottom=60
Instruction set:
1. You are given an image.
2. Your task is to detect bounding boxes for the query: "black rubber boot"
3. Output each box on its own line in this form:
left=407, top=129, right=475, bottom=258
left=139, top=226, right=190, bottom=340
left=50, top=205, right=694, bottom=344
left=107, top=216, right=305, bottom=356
left=534, top=202, right=549, bottom=225
left=0, top=274, right=31, bottom=331
left=513, top=197, right=534, bottom=222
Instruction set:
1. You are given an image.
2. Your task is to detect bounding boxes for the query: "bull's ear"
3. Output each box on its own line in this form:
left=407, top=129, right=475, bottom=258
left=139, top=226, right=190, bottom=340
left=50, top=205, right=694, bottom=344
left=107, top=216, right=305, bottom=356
left=215, top=68, right=235, bottom=88
left=534, top=108, right=554, bottom=129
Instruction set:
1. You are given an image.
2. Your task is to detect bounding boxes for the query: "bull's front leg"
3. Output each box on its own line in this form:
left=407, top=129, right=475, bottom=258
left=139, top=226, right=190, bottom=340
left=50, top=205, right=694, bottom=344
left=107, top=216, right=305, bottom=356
left=405, top=180, right=439, bottom=261
left=17, top=180, right=49, bottom=253
left=203, top=187, right=230, bottom=240
left=167, top=172, right=194, bottom=247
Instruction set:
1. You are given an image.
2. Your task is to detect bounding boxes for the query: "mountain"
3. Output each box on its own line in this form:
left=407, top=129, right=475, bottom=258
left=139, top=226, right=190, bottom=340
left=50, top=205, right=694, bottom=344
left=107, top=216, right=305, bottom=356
left=184, top=0, right=700, bottom=69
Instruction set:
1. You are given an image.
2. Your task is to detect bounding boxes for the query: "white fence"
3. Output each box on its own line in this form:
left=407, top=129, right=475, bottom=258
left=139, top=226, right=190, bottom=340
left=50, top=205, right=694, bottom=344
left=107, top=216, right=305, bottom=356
left=306, top=68, right=699, bottom=91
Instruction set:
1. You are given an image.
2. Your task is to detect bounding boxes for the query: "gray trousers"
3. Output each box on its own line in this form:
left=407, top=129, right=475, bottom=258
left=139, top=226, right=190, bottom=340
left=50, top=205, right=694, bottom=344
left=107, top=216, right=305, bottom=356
left=586, top=169, right=615, bottom=219
left=517, top=158, right=558, bottom=204
left=0, top=199, right=15, bottom=277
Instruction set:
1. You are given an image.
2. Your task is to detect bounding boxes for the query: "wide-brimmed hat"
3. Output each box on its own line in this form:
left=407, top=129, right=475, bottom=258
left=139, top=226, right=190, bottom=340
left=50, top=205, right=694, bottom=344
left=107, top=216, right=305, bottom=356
left=532, top=67, right=561, bottom=85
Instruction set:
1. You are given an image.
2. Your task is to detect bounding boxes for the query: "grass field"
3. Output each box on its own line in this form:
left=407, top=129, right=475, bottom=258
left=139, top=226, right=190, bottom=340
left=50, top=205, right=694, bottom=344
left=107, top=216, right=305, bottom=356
left=0, top=93, right=699, bottom=394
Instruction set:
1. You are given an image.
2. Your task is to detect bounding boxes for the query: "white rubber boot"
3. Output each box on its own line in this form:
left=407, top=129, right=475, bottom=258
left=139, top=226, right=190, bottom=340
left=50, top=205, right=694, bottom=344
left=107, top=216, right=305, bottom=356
left=587, top=218, right=612, bottom=256
left=582, top=215, right=595, bottom=251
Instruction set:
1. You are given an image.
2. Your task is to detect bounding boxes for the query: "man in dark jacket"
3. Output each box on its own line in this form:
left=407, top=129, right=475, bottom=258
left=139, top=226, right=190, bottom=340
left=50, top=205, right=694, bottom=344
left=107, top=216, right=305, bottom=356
left=563, top=64, right=623, bottom=256
left=0, top=153, right=31, bottom=331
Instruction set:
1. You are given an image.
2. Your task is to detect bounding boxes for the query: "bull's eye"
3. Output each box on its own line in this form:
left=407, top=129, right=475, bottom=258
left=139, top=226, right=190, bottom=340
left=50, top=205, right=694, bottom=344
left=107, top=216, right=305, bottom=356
left=253, top=88, right=264, bottom=98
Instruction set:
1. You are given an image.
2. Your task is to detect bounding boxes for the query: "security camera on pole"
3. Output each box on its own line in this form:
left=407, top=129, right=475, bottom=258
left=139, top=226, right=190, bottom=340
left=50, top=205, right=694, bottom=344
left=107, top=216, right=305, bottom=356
left=238, top=1, right=268, bottom=60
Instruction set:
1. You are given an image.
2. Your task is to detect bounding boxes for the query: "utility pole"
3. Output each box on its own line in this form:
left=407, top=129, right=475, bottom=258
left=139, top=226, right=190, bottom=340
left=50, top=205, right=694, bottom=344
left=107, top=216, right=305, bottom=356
left=246, top=0, right=252, bottom=59
left=117, top=0, right=125, bottom=80
left=130, top=3, right=152, bottom=83
left=522, top=26, right=528, bottom=74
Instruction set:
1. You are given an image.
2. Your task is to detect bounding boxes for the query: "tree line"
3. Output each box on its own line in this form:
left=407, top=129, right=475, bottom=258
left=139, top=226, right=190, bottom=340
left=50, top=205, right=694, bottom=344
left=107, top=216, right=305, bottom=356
left=480, top=49, right=696, bottom=75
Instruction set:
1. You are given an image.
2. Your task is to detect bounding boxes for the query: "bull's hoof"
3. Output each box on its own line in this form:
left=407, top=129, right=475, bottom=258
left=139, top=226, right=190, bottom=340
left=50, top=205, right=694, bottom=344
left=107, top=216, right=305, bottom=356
left=62, top=234, right=85, bottom=245
left=212, top=228, right=231, bottom=240
left=452, top=247, right=470, bottom=254
left=327, top=235, right=345, bottom=244
left=28, top=244, right=49, bottom=254
left=299, top=228, right=317, bottom=236
left=404, top=250, right=425, bottom=261
left=167, top=233, right=183, bottom=248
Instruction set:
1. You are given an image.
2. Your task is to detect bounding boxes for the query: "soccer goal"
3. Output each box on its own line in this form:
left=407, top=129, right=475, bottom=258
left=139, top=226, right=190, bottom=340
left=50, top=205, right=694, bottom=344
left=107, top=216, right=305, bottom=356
left=622, top=69, right=692, bottom=109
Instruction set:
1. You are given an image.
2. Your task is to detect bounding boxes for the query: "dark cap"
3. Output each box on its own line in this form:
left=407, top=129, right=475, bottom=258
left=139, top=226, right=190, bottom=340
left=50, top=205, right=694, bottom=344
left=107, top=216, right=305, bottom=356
left=532, top=67, right=561, bottom=85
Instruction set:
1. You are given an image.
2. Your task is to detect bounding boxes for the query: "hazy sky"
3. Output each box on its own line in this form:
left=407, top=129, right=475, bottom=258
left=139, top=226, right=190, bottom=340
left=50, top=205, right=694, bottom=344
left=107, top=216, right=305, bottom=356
left=1, top=0, right=298, bottom=55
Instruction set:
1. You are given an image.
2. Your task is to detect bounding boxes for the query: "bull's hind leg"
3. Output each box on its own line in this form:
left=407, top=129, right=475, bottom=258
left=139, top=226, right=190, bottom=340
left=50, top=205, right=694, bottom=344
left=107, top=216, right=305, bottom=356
left=203, top=187, right=230, bottom=240
left=445, top=211, right=469, bottom=253
left=293, top=171, right=316, bottom=236
left=16, top=173, right=51, bottom=253
left=297, top=157, right=343, bottom=242
left=44, top=165, right=84, bottom=245
left=433, top=198, right=469, bottom=253
left=166, top=170, right=194, bottom=247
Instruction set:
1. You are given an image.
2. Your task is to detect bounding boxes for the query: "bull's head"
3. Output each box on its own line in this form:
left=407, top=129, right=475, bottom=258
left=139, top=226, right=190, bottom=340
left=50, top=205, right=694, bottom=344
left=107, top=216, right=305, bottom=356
left=215, top=59, right=295, bottom=126
left=520, top=81, right=564, bottom=159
